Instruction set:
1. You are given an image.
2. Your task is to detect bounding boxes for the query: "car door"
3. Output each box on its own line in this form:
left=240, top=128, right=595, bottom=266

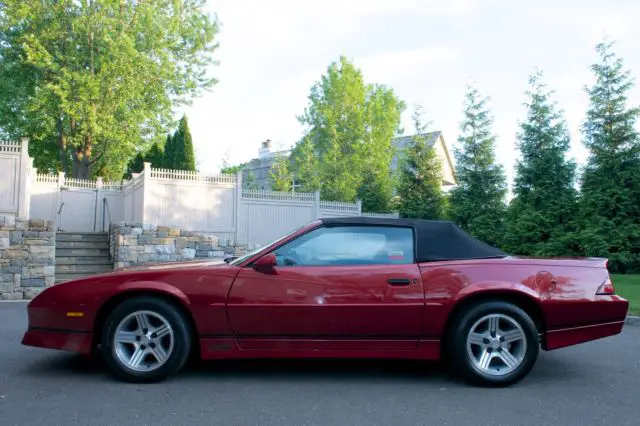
left=226, top=224, right=424, bottom=352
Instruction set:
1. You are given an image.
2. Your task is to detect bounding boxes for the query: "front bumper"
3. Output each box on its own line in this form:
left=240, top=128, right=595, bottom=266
left=22, top=327, right=93, bottom=354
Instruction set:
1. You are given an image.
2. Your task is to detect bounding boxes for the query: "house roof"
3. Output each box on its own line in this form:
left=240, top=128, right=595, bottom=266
left=391, top=131, right=442, bottom=150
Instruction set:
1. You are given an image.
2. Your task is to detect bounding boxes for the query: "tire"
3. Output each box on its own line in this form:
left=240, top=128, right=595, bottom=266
left=100, top=296, right=192, bottom=383
left=447, top=301, right=539, bottom=387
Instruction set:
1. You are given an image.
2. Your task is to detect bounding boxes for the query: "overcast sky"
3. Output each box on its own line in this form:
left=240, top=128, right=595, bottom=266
left=180, top=0, right=640, bottom=187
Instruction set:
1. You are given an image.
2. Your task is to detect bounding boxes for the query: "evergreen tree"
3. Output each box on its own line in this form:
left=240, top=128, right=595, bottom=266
left=579, top=41, right=640, bottom=273
left=449, top=87, right=507, bottom=247
left=146, top=141, right=165, bottom=168
left=396, top=106, right=446, bottom=219
left=504, top=71, right=579, bottom=256
left=163, top=134, right=175, bottom=169
left=173, top=115, right=196, bottom=171
left=123, top=140, right=165, bottom=178
left=357, top=169, right=394, bottom=213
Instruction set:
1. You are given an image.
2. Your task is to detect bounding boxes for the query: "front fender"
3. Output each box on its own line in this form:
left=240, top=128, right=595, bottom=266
left=114, top=280, right=191, bottom=307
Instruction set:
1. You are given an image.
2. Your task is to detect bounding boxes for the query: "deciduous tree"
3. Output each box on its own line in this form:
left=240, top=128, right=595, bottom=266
left=0, top=0, right=219, bottom=179
left=269, top=152, right=294, bottom=192
left=292, top=56, right=404, bottom=203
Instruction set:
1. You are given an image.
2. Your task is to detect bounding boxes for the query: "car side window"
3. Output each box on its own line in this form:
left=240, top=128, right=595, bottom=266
left=273, top=226, right=414, bottom=266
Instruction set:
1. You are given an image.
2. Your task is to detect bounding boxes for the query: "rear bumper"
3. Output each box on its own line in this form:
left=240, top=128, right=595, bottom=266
left=22, top=328, right=94, bottom=354
left=543, top=320, right=625, bottom=351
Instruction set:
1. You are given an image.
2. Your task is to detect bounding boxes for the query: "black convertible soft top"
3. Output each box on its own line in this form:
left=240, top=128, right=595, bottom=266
left=320, top=217, right=507, bottom=262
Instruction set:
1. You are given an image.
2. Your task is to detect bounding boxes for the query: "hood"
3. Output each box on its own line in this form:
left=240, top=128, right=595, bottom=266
left=119, top=259, right=228, bottom=272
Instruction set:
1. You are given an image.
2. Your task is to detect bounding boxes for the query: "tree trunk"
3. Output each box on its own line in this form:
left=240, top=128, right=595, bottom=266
left=57, top=118, right=69, bottom=174
left=72, top=135, right=93, bottom=179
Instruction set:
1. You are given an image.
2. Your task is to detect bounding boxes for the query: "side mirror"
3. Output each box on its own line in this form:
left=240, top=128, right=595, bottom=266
left=252, top=252, right=277, bottom=272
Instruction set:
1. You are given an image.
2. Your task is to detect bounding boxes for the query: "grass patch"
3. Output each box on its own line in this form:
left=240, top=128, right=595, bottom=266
left=611, top=274, right=640, bottom=316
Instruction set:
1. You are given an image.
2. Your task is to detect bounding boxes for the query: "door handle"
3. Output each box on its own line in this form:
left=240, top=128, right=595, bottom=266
left=387, top=278, right=411, bottom=286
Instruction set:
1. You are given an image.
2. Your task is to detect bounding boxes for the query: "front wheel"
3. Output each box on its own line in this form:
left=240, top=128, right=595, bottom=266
left=447, top=301, right=539, bottom=387
left=101, top=296, right=192, bottom=383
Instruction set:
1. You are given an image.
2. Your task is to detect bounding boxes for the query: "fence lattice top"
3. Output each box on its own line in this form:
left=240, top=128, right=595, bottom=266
left=319, top=200, right=359, bottom=212
left=150, top=168, right=236, bottom=184
left=0, top=140, right=21, bottom=153
left=35, top=173, right=124, bottom=190
left=242, top=189, right=316, bottom=203
left=35, top=174, right=58, bottom=184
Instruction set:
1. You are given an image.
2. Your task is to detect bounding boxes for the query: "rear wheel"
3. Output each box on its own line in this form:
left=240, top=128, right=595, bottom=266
left=447, top=301, right=539, bottom=387
left=101, top=296, right=192, bottom=383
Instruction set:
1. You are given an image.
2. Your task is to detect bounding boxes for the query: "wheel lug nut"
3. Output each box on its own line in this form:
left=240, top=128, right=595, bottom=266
left=149, top=342, right=156, bottom=348
left=142, top=328, right=148, bottom=334
left=140, top=345, right=145, bottom=350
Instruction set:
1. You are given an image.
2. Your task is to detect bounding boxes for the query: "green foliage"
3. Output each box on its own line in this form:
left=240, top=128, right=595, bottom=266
left=504, top=71, right=580, bottom=256
left=123, top=140, right=165, bottom=178
left=357, top=169, right=394, bottom=213
left=0, top=0, right=219, bottom=179
left=270, top=152, right=294, bottom=192
left=292, top=56, right=405, bottom=202
left=448, top=87, right=507, bottom=247
left=172, top=115, right=196, bottom=171
left=163, top=134, right=176, bottom=169
left=396, top=106, right=446, bottom=220
left=220, top=163, right=246, bottom=175
left=578, top=41, right=640, bottom=273
left=243, top=171, right=258, bottom=190
left=290, top=136, right=321, bottom=193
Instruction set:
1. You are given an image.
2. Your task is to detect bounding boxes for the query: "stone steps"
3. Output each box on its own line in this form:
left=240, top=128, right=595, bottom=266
left=56, top=248, right=111, bottom=257
left=55, top=241, right=110, bottom=250
left=56, top=232, right=110, bottom=242
left=55, top=232, right=112, bottom=284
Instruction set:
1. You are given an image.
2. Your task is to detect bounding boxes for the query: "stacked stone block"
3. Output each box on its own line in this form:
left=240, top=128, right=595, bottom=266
left=110, top=222, right=253, bottom=269
left=0, top=215, right=56, bottom=300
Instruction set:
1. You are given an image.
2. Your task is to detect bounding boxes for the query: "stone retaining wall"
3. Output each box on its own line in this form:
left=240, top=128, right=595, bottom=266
left=110, top=223, right=255, bottom=269
left=0, top=215, right=56, bottom=300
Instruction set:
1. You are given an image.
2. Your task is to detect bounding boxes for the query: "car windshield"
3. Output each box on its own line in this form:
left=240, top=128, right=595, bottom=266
left=229, top=222, right=313, bottom=266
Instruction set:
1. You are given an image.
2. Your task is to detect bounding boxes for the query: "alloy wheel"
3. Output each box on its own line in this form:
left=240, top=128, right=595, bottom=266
left=466, top=313, right=527, bottom=376
left=113, top=310, right=175, bottom=372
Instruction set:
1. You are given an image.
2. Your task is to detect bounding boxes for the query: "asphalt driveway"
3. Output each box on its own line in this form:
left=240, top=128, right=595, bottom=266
left=1, top=301, right=639, bottom=426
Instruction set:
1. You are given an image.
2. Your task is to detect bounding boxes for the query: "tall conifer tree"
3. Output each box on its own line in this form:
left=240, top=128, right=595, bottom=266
left=579, top=41, right=640, bottom=272
left=449, top=87, right=507, bottom=247
left=504, top=71, right=579, bottom=256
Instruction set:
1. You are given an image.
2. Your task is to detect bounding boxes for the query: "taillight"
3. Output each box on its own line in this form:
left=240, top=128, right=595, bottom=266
left=596, top=277, right=615, bottom=295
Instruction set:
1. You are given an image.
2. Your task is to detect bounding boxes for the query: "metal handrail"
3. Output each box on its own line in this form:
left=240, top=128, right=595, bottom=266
left=102, top=197, right=112, bottom=233
left=56, top=202, right=65, bottom=231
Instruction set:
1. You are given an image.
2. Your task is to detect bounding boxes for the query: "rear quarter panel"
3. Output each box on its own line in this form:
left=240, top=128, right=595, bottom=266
left=418, top=258, right=627, bottom=338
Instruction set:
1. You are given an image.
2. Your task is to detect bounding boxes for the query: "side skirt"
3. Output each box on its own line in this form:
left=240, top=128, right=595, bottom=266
left=199, top=337, right=441, bottom=360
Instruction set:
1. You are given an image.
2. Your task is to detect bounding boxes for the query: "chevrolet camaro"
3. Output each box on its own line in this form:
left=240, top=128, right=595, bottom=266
left=22, top=217, right=629, bottom=386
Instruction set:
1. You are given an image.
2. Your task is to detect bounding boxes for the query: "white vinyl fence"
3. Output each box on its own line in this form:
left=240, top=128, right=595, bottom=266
left=2, top=139, right=398, bottom=247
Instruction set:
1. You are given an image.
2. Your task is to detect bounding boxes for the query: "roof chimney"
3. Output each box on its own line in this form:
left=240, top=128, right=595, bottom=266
left=258, top=139, right=272, bottom=159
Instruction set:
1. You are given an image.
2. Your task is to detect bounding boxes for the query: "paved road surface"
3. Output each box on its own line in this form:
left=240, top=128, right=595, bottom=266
left=1, top=301, right=639, bottom=426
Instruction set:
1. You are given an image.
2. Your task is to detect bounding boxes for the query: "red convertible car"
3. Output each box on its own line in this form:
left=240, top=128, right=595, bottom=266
left=22, top=217, right=629, bottom=386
